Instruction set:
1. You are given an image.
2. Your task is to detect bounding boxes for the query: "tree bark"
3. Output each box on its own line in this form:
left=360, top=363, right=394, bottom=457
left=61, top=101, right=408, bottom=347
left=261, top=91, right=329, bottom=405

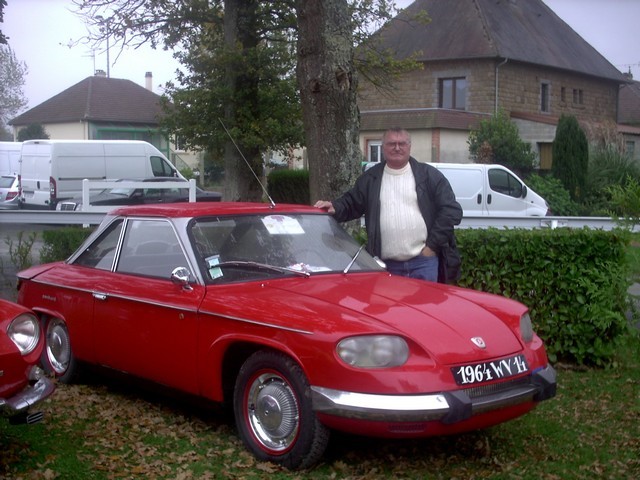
left=296, top=0, right=361, bottom=203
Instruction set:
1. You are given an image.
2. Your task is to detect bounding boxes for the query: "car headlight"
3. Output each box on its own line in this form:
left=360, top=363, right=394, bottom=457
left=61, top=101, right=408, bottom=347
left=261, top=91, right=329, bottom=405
left=337, top=335, right=409, bottom=368
left=7, top=313, right=41, bottom=355
left=520, top=312, right=534, bottom=343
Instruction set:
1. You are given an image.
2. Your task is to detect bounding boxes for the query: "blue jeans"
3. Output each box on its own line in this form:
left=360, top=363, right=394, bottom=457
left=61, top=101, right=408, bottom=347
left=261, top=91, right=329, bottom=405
left=384, top=254, right=439, bottom=282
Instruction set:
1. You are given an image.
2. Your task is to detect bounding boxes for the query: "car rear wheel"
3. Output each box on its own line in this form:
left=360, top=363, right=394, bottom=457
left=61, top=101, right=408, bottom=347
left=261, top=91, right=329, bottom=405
left=41, top=317, right=78, bottom=383
left=233, top=350, right=330, bottom=470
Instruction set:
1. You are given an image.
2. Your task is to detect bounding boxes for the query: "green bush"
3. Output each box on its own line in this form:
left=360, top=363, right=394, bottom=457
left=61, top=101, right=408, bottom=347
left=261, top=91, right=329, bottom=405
left=525, top=173, right=581, bottom=216
left=456, top=227, right=631, bottom=366
left=40, top=227, right=94, bottom=263
left=267, top=169, right=310, bottom=204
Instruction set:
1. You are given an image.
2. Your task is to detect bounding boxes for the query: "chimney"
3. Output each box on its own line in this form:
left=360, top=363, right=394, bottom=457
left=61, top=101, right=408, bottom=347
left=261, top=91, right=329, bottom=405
left=145, top=72, right=153, bottom=91
left=95, top=69, right=107, bottom=77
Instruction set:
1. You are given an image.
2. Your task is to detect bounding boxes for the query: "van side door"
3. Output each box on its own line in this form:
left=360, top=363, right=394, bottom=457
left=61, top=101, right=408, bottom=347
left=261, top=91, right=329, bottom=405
left=437, top=165, right=488, bottom=216
left=486, top=167, right=528, bottom=216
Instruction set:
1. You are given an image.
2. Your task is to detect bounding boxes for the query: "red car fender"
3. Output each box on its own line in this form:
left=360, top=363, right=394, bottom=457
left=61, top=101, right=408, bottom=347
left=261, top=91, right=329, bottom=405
left=200, top=332, right=308, bottom=402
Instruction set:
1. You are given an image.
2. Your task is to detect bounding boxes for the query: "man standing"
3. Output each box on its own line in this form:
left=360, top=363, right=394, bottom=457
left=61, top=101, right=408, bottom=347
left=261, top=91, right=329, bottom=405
left=314, top=127, right=463, bottom=283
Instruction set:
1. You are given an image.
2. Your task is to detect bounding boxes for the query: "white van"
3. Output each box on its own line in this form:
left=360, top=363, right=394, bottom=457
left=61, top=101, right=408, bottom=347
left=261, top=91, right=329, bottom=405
left=431, top=163, right=549, bottom=216
left=0, top=141, right=21, bottom=176
left=20, top=140, right=184, bottom=209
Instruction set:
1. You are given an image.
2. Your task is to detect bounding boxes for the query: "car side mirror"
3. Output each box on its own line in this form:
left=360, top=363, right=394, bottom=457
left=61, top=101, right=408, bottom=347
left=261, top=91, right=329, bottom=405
left=171, top=267, right=193, bottom=291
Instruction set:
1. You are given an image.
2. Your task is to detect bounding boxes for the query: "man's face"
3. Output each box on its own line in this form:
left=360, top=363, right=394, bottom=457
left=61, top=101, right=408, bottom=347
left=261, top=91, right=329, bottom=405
left=382, top=131, right=411, bottom=169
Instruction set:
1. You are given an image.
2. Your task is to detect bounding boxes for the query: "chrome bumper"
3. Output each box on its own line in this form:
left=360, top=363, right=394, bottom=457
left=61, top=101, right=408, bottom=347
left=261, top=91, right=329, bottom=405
left=0, top=368, right=56, bottom=424
left=311, top=364, right=556, bottom=423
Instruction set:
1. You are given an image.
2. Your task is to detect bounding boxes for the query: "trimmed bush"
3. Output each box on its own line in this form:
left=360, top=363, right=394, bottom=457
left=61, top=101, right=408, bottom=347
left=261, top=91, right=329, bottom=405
left=456, top=228, right=631, bottom=366
left=40, top=227, right=94, bottom=263
left=267, top=169, right=310, bottom=205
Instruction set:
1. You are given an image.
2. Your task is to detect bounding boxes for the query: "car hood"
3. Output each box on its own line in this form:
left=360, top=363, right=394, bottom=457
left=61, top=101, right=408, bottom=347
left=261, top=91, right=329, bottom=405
left=204, top=273, right=526, bottom=364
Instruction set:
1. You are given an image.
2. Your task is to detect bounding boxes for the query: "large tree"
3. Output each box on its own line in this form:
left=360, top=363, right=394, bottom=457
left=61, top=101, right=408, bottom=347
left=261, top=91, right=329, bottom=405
left=0, top=44, right=28, bottom=133
left=71, top=0, right=404, bottom=201
left=552, top=114, right=588, bottom=201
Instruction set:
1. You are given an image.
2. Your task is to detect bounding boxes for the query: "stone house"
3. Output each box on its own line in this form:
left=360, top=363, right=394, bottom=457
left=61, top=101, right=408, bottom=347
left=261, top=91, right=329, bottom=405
left=8, top=71, right=199, bottom=173
left=358, top=0, right=633, bottom=168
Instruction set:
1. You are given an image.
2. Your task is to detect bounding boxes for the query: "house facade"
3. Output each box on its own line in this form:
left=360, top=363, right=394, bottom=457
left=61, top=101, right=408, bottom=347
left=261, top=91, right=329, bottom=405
left=8, top=71, right=200, bottom=173
left=358, top=0, right=631, bottom=168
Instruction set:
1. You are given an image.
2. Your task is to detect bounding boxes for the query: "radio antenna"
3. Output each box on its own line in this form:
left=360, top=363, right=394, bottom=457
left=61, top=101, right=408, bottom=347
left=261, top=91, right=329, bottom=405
left=219, top=118, right=276, bottom=207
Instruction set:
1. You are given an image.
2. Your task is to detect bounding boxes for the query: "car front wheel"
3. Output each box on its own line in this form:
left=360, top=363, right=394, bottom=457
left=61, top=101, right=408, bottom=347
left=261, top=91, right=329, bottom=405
left=233, top=350, right=330, bottom=470
left=41, top=317, right=78, bottom=383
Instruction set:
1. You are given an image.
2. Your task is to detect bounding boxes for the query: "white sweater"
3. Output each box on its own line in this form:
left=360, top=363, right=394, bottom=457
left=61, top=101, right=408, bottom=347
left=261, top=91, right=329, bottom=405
left=379, top=164, right=428, bottom=261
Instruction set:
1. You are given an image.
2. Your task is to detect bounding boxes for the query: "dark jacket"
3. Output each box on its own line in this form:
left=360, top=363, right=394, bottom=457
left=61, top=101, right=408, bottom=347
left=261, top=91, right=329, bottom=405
left=332, top=157, right=463, bottom=283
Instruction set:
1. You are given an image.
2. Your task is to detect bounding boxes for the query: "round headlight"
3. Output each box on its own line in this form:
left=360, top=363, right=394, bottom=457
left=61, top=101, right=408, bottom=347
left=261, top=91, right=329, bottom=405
left=520, top=312, right=534, bottom=343
left=337, top=335, right=409, bottom=368
left=7, top=313, right=41, bottom=355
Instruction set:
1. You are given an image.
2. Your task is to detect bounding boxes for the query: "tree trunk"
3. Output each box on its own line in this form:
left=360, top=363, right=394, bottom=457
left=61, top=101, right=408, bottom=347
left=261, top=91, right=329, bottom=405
left=296, top=0, right=361, bottom=203
left=222, top=0, right=265, bottom=202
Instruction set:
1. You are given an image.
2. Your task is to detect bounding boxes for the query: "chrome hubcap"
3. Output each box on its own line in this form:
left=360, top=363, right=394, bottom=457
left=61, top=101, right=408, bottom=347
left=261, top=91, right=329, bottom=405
left=46, top=318, right=71, bottom=375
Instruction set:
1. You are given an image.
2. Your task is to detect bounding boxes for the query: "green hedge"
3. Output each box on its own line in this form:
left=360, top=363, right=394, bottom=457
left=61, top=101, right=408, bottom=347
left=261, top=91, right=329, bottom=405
left=267, top=169, right=310, bottom=205
left=456, top=228, right=631, bottom=366
left=40, top=227, right=94, bottom=264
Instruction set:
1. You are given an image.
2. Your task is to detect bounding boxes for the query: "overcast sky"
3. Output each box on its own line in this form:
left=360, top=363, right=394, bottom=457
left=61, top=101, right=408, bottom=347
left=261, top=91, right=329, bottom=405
left=3, top=0, right=639, bottom=113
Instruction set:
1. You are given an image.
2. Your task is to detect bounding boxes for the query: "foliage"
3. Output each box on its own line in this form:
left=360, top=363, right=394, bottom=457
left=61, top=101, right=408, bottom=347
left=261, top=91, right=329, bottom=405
left=456, top=227, right=631, bottom=366
left=17, top=123, right=50, bottom=141
left=581, top=143, right=640, bottom=215
left=607, top=175, right=640, bottom=229
left=40, top=228, right=94, bottom=264
left=467, top=110, right=536, bottom=175
left=0, top=0, right=7, bottom=45
left=551, top=114, right=588, bottom=201
left=525, top=173, right=581, bottom=216
left=1, top=335, right=638, bottom=478
left=4, top=231, right=36, bottom=271
left=0, top=43, right=28, bottom=129
left=267, top=169, right=310, bottom=205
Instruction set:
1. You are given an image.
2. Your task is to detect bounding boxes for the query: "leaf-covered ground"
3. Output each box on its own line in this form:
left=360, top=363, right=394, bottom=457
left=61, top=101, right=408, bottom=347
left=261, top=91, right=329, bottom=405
left=2, top=339, right=639, bottom=479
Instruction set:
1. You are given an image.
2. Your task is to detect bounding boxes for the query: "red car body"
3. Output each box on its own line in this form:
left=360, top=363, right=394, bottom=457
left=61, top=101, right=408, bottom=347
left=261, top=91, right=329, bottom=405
left=0, top=299, right=55, bottom=424
left=16, top=202, right=556, bottom=468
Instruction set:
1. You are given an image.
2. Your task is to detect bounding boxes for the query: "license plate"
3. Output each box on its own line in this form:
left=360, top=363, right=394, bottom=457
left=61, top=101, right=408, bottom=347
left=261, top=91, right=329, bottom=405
left=451, top=354, right=529, bottom=386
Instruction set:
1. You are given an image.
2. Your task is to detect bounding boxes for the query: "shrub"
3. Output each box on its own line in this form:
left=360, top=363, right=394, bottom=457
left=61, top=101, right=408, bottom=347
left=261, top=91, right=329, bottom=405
left=552, top=114, right=588, bottom=201
left=456, top=227, right=631, bottom=366
left=525, top=173, right=581, bottom=216
left=267, top=169, right=310, bottom=204
left=40, top=227, right=94, bottom=263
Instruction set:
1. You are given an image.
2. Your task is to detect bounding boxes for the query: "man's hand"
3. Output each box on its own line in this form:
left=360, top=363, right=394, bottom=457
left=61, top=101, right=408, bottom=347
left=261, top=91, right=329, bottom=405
left=421, top=246, right=436, bottom=257
left=314, top=200, right=335, bottom=214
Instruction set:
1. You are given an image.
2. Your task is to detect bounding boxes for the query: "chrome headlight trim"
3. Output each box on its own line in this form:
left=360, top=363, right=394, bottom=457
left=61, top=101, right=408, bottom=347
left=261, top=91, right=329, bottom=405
left=337, top=335, right=409, bottom=368
left=7, top=313, right=41, bottom=355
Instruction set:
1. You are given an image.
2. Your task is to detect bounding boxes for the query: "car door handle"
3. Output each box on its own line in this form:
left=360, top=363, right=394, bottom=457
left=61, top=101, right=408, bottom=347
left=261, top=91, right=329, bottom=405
left=93, top=292, right=108, bottom=301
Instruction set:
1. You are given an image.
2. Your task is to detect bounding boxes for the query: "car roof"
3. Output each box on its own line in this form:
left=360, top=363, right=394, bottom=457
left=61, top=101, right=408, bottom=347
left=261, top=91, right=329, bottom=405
left=109, top=202, right=321, bottom=218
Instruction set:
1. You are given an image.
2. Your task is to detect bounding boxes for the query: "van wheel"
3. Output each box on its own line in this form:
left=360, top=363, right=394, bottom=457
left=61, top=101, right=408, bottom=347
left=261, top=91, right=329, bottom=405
left=41, top=317, right=78, bottom=383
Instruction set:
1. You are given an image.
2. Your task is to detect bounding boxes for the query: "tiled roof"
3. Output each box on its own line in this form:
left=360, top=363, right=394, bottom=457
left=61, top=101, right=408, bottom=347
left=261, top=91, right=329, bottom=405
left=10, top=75, right=165, bottom=126
left=370, top=0, right=628, bottom=83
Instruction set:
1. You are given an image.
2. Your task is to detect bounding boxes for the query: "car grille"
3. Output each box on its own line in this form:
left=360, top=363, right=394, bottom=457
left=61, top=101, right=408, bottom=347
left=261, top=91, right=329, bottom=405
left=463, top=376, right=531, bottom=399
left=58, top=203, right=77, bottom=211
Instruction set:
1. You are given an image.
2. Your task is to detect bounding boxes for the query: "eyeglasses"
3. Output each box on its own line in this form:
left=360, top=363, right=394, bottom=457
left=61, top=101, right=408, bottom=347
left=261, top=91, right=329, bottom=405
left=384, top=141, right=410, bottom=149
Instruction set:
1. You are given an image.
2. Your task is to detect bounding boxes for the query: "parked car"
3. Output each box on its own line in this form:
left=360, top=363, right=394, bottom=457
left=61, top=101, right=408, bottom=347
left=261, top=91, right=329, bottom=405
left=1, top=299, right=56, bottom=425
left=0, top=174, right=21, bottom=210
left=56, top=177, right=222, bottom=211
left=16, top=202, right=556, bottom=469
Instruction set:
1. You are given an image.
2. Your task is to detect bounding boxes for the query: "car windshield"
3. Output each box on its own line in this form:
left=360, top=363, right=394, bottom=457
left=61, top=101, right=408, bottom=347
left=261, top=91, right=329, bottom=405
left=190, top=213, right=384, bottom=283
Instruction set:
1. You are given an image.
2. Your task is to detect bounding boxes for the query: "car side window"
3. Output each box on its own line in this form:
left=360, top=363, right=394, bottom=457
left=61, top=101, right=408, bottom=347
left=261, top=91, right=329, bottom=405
left=488, top=169, right=523, bottom=198
left=116, top=219, right=188, bottom=279
left=150, top=156, right=175, bottom=177
left=74, top=219, right=124, bottom=270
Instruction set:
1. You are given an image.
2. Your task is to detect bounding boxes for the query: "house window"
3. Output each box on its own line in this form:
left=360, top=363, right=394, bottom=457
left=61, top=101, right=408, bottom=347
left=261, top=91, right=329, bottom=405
left=439, top=77, right=466, bottom=110
left=540, top=82, right=550, bottom=113
left=626, top=141, right=635, bottom=158
left=560, top=87, right=566, bottom=102
left=573, top=89, right=584, bottom=105
left=368, top=140, right=382, bottom=163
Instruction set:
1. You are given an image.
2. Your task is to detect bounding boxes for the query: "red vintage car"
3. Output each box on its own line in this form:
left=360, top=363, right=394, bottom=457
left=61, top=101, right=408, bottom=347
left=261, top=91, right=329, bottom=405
left=17, top=202, right=556, bottom=469
left=1, top=299, right=55, bottom=424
